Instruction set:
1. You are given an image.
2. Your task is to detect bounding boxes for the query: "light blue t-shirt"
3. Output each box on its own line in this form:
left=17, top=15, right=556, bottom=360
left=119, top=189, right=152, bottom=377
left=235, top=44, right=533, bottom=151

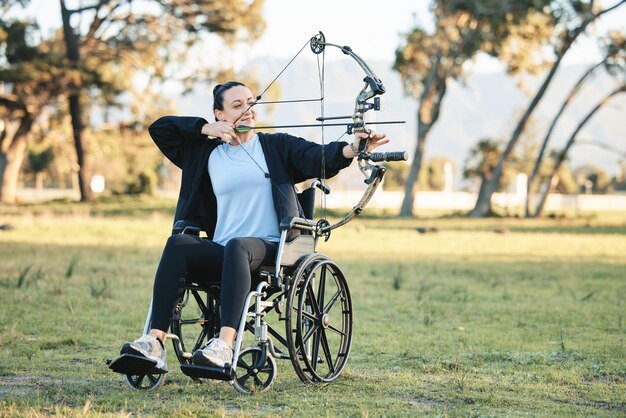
left=208, top=135, right=280, bottom=245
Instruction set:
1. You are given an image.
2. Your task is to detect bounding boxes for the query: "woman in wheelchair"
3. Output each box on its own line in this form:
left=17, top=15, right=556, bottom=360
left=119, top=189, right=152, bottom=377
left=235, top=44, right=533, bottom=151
left=118, top=81, right=389, bottom=374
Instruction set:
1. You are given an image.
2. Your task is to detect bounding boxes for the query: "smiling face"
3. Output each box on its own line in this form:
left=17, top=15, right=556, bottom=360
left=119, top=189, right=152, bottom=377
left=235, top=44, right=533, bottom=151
left=214, top=85, right=256, bottom=128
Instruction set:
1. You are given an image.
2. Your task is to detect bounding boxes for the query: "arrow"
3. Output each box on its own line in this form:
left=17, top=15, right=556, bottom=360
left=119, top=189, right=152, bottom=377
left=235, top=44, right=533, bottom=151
left=235, top=120, right=406, bottom=133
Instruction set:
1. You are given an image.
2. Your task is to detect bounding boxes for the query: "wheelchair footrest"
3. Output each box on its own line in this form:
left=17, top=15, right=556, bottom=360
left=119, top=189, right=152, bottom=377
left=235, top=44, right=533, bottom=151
left=107, top=354, right=165, bottom=375
left=180, top=364, right=232, bottom=381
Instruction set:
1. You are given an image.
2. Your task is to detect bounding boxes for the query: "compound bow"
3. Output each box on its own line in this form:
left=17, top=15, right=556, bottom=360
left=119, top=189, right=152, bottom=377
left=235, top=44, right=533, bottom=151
left=233, top=31, right=407, bottom=239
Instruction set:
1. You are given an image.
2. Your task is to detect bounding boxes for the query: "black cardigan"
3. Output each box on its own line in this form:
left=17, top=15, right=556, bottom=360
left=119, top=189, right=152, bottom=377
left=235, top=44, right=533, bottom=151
left=148, top=116, right=353, bottom=239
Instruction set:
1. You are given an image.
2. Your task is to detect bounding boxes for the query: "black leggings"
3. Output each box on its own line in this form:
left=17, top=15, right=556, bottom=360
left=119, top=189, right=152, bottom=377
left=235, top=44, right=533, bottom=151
left=149, top=234, right=278, bottom=331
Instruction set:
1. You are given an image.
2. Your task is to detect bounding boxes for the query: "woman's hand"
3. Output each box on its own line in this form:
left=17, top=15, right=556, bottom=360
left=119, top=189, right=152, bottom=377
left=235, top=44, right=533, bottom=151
left=343, top=130, right=389, bottom=158
left=201, top=121, right=237, bottom=144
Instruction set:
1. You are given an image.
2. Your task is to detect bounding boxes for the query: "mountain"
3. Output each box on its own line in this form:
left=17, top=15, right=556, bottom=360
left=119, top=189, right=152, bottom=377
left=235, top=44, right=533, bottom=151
left=176, top=57, right=625, bottom=189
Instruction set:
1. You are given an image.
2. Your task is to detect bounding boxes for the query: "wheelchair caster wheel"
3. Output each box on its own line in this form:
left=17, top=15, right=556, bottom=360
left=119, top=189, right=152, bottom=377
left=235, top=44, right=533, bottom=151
left=124, top=372, right=166, bottom=390
left=232, top=347, right=276, bottom=394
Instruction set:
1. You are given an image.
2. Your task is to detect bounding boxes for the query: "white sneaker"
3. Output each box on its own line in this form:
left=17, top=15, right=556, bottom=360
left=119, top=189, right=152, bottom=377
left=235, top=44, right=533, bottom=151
left=192, top=338, right=233, bottom=368
left=120, top=334, right=167, bottom=372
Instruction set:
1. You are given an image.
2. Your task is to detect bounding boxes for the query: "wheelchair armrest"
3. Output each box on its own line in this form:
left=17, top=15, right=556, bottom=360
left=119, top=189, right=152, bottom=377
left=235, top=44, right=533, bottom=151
left=172, top=220, right=201, bottom=236
left=279, top=216, right=315, bottom=232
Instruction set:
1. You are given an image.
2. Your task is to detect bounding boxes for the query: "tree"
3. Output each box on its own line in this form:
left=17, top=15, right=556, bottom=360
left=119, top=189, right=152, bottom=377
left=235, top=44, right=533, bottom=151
left=463, top=138, right=518, bottom=194
left=1, top=1, right=265, bottom=203
left=394, top=0, right=555, bottom=216
left=0, top=17, right=68, bottom=203
left=57, top=0, right=265, bottom=201
left=533, top=84, right=625, bottom=216
left=525, top=31, right=625, bottom=215
left=470, top=0, right=626, bottom=217
left=25, top=145, right=54, bottom=191
left=573, top=164, right=612, bottom=192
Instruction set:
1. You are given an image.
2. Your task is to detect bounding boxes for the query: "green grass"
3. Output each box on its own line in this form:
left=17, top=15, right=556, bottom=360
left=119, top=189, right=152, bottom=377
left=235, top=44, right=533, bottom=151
left=0, top=198, right=624, bottom=416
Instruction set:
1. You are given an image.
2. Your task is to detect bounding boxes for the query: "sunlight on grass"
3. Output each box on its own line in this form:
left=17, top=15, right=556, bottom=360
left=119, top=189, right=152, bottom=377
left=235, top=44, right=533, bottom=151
left=0, top=201, right=624, bottom=416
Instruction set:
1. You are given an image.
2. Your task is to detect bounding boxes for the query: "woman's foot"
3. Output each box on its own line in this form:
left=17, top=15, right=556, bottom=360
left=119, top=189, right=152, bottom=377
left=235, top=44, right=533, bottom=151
left=192, top=338, right=233, bottom=368
left=120, top=334, right=168, bottom=372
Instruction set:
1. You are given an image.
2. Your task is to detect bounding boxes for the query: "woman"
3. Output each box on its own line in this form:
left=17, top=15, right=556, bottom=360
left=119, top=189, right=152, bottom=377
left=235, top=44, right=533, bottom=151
left=119, top=81, right=389, bottom=371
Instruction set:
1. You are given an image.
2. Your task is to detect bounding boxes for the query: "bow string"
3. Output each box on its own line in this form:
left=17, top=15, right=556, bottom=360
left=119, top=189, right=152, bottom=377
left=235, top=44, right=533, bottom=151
left=229, top=31, right=407, bottom=239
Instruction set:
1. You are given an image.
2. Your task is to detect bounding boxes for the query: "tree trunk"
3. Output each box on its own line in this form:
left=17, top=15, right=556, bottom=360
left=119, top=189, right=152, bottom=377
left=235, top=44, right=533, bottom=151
left=525, top=60, right=604, bottom=216
left=399, top=57, right=445, bottom=217
left=534, top=171, right=561, bottom=218
left=469, top=51, right=567, bottom=217
left=399, top=119, right=429, bottom=216
left=469, top=2, right=624, bottom=217
left=534, top=85, right=625, bottom=217
left=68, top=93, right=92, bottom=201
left=0, top=116, right=33, bottom=204
left=60, top=0, right=93, bottom=202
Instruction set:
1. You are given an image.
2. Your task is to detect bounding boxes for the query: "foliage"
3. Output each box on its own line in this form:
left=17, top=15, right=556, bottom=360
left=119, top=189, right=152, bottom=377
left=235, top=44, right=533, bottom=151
left=463, top=138, right=515, bottom=192
left=612, top=161, right=626, bottom=191
left=25, top=145, right=53, bottom=174
left=573, top=163, right=613, bottom=193
left=384, top=157, right=455, bottom=191
left=0, top=0, right=267, bottom=203
left=88, top=124, right=162, bottom=195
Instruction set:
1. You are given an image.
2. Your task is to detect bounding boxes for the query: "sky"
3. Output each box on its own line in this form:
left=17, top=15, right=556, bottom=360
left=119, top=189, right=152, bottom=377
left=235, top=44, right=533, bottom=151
left=191, top=0, right=626, bottom=72
left=21, top=0, right=626, bottom=71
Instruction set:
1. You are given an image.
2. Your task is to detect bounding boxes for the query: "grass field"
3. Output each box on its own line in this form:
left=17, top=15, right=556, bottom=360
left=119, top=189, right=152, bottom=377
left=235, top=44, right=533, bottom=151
left=0, top=198, right=624, bottom=416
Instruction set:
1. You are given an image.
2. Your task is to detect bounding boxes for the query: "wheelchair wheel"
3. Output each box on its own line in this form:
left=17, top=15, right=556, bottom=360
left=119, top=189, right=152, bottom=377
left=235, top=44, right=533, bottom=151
left=232, top=346, right=277, bottom=394
left=286, top=254, right=353, bottom=384
left=124, top=372, right=166, bottom=390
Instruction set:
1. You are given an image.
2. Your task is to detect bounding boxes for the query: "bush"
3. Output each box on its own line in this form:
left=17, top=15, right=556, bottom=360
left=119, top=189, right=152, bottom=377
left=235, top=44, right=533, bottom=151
left=125, top=169, right=157, bottom=195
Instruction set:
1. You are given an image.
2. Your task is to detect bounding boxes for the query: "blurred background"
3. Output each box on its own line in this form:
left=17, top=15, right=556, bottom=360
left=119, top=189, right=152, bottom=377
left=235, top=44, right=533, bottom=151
left=1, top=0, right=625, bottom=217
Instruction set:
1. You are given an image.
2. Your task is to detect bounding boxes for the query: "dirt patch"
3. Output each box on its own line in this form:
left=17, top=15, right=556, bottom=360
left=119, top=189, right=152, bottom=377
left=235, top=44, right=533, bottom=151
left=0, top=375, right=66, bottom=399
left=406, top=396, right=450, bottom=410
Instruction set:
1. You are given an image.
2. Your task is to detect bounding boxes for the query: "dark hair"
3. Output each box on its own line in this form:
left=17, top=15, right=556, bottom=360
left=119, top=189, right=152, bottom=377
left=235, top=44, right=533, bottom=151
left=213, top=81, right=246, bottom=119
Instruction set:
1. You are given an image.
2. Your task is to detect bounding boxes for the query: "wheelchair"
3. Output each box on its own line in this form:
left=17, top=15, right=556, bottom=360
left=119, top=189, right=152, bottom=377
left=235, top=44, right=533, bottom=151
left=108, top=151, right=406, bottom=394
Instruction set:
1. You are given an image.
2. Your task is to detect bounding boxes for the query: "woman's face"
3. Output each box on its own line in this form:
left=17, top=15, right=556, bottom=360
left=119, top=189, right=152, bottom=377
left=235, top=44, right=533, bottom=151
left=214, top=85, right=256, bottom=127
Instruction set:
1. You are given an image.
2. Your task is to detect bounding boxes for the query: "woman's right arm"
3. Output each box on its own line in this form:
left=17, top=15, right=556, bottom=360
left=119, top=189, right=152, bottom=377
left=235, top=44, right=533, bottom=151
left=148, top=116, right=208, bottom=168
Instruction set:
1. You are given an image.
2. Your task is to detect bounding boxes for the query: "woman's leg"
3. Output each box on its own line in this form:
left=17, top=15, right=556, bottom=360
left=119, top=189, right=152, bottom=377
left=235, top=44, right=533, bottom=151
left=149, top=234, right=224, bottom=337
left=218, top=237, right=278, bottom=347
left=192, top=237, right=277, bottom=367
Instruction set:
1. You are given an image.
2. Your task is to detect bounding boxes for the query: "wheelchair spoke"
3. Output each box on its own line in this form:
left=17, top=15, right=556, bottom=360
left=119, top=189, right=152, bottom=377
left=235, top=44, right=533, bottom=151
left=147, top=374, right=158, bottom=385
left=319, top=329, right=336, bottom=374
left=317, top=266, right=326, bottom=315
left=323, top=289, right=341, bottom=315
left=301, top=321, right=321, bottom=346
left=238, top=358, right=250, bottom=370
left=327, top=323, right=346, bottom=336
left=301, top=309, right=317, bottom=322
left=238, top=372, right=252, bottom=385
left=311, top=327, right=322, bottom=372
left=305, top=282, right=322, bottom=316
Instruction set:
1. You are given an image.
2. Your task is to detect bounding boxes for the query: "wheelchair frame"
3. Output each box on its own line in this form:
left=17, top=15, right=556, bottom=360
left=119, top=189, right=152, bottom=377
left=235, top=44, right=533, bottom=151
left=117, top=185, right=354, bottom=394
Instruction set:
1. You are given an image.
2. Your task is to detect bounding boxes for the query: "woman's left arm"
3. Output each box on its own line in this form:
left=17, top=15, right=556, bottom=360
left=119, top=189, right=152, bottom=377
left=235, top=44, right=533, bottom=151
left=281, top=131, right=390, bottom=182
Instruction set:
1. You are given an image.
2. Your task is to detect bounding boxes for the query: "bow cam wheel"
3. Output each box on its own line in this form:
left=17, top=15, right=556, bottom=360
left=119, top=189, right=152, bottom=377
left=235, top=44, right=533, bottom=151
left=232, top=346, right=277, bottom=394
left=310, top=31, right=326, bottom=54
